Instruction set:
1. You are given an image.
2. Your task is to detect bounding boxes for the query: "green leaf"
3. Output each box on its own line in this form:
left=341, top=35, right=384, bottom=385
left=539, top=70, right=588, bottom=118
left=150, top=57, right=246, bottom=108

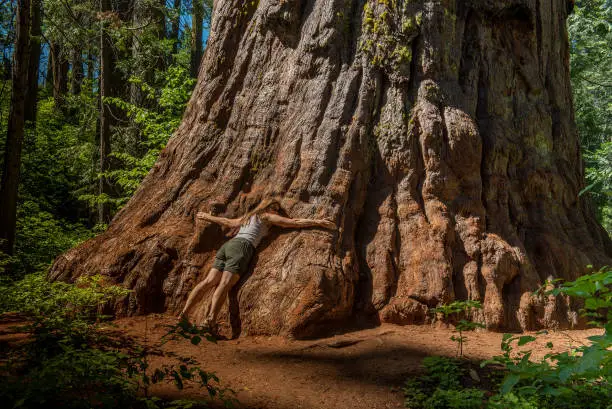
left=558, top=366, right=574, bottom=383
left=501, top=374, right=521, bottom=394
left=517, top=336, right=536, bottom=346
left=191, top=335, right=202, bottom=345
left=172, top=370, right=184, bottom=390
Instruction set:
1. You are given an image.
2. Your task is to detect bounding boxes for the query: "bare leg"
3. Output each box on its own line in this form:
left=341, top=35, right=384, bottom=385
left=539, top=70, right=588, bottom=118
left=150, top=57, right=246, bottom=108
left=180, top=268, right=222, bottom=318
left=207, top=271, right=240, bottom=324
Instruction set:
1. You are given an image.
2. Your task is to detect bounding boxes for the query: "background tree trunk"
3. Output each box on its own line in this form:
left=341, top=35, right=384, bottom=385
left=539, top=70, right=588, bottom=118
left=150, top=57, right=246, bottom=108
left=87, top=52, right=95, bottom=83
left=50, top=0, right=612, bottom=338
left=170, top=0, right=181, bottom=54
left=71, top=49, right=83, bottom=95
left=0, top=0, right=31, bottom=256
left=190, top=0, right=203, bottom=77
left=44, top=46, right=52, bottom=88
left=98, top=0, right=114, bottom=224
left=130, top=0, right=147, bottom=109
left=50, top=42, right=68, bottom=107
left=24, top=0, right=41, bottom=123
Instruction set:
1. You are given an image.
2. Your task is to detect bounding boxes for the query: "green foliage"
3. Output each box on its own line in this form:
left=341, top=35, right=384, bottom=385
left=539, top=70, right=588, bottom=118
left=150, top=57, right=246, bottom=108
left=0, top=0, right=205, bottom=278
left=0, top=3, right=221, bottom=404
left=406, top=269, right=611, bottom=409
left=403, top=356, right=485, bottom=409
left=482, top=267, right=611, bottom=408
left=424, top=389, right=485, bottom=409
left=420, top=356, right=465, bottom=390
left=432, top=300, right=485, bottom=357
left=570, top=0, right=612, bottom=234
left=13, top=200, right=94, bottom=275
left=0, top=273, right=132, bottom=407
left=81, top=64, right=195, bottom=210
left=21, top=91, right=99, bottom=214
left=6, top=88, right=99, bottom=276
left=548, top=265, right=612, bottom=325
left=163, top=317, right=219, bottom=346
left=2, top=348, right=137, bottom=409
left=0, top=274, right=235, bottom=408
left=581, top=141, right=612, bottom=232
left=0, top=273, right=130, bottom=363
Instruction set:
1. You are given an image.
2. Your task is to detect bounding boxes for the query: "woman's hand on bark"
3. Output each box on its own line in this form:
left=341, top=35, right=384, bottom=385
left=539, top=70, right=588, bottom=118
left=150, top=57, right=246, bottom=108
left=196, top=211, right=210, bottom=220
left=318, top=219, right=337, bottom=230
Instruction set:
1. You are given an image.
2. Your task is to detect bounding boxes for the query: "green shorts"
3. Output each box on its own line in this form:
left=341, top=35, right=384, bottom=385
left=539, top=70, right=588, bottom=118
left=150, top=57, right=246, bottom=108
left=212, top=238, right=255, bottom=275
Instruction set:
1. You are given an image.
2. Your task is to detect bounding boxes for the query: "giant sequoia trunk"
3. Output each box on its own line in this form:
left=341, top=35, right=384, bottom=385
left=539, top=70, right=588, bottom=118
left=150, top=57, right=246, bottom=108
left=50, top=0, right=612, bottom=338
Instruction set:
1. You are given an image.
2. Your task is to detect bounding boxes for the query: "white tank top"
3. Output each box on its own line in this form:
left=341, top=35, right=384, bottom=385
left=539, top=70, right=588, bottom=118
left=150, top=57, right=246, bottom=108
left=235, top=215, right=269, bottom=248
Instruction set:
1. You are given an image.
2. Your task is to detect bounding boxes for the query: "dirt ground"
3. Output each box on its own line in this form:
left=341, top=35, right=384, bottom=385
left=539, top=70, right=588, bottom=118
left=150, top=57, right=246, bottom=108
left=112, top=315, right=602, bottom=409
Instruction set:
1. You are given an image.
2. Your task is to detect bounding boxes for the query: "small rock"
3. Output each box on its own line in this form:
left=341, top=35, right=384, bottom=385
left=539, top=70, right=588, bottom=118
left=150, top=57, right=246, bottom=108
left=469, top=368, right=480, bottom=382
left=327, top=339, right=361, bottom=348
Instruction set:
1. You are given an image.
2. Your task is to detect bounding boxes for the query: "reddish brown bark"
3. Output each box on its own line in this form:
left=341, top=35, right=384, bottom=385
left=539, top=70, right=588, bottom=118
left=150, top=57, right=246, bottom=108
left=50, top=0, right=612, bottom=338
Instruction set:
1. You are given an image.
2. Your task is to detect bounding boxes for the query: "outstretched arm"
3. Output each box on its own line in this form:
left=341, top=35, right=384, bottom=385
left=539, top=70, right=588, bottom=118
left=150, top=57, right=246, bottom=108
left=263, top=213, right=336, bottom=230
left=196, top=212, right=242, bottom=228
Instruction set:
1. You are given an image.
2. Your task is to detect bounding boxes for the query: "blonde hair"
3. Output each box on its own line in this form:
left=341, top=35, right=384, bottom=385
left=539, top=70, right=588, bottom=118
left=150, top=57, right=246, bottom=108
left=240, top=198, right=282, bottom=224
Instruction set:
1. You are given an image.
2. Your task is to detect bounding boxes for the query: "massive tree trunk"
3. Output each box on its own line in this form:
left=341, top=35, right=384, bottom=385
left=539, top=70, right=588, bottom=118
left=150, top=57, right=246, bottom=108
left=50, top=0, right=612, bottom=338
left=0, top=0, right=30, bottom=256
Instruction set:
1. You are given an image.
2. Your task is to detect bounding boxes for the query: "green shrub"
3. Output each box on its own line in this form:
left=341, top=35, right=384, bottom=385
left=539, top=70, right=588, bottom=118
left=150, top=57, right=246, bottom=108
left=432, top=300, right=485, bottom=357
left=405, top=268, right=611, bottom=409
left=424, top=389, right=485, bottom=409
left=403, top=356, right=484, bottom=409
left=420, top=356, right=464, bottom=390
left=0, top=273, right=234, bottom=409
left=486, top=392, right=539, bottom=409
left=483, top=266, right=611, bottom=408
left=12, top=200, right=93, bottom=276
left=2, top=348, right=136, bottom=409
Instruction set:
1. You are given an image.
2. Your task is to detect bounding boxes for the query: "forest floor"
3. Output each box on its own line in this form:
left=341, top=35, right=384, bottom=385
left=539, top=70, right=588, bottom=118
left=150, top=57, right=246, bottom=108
left=111, top=315, right=602, bottom=409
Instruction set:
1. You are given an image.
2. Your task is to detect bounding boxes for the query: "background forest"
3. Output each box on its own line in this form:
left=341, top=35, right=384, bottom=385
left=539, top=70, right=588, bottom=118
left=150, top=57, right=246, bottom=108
left=0, top=0, right=212, bottom=275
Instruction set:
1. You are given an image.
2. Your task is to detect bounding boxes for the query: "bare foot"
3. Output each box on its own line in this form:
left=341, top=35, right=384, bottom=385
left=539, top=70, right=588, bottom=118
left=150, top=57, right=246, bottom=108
left=202, top=318, right=219, bottom=337
left=177, top=313, right=190, bottom=324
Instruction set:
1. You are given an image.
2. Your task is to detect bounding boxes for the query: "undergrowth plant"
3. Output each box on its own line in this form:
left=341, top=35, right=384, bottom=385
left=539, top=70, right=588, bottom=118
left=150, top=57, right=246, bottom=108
left=405, top=267, right=611, bottom=409
left=484, top=265, right=611, bottom=408
left=432, top=300, right=485, bottom=357
left=403, top=356, right=485, bottom=409
left=0, top=273, right=236, bottom=409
